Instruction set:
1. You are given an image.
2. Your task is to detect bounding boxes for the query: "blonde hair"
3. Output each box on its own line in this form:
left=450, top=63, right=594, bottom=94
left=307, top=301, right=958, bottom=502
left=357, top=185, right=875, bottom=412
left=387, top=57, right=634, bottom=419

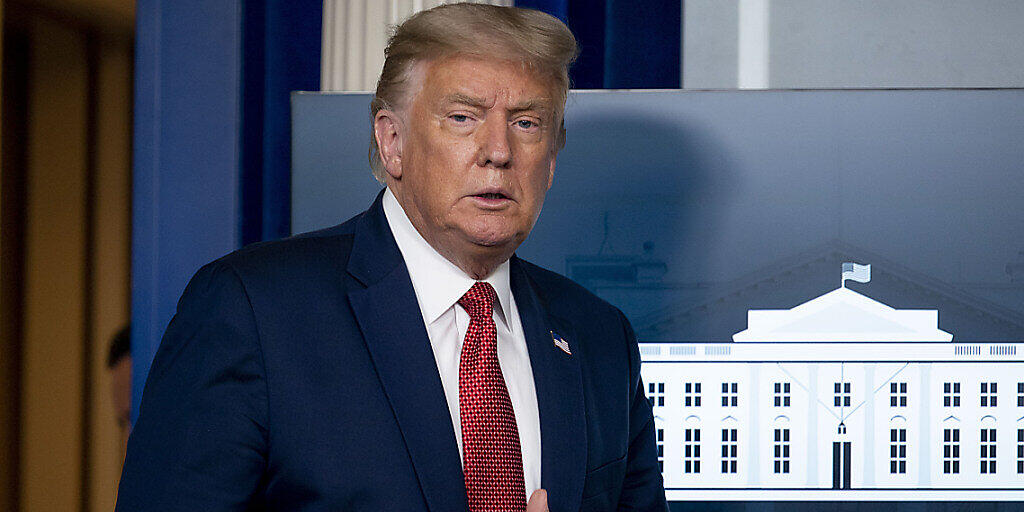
left=368, top=3, right=579, bottom=182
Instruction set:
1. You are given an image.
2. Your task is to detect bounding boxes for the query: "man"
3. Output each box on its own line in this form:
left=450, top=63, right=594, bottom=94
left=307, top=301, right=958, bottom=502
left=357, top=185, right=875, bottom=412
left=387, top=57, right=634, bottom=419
left=117, top=4, right=666, bottom=511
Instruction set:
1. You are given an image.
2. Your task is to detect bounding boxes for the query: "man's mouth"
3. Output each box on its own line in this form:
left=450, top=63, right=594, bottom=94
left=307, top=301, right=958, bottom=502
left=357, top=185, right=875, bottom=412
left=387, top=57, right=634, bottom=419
left=469, top=190, right=514, bottom=208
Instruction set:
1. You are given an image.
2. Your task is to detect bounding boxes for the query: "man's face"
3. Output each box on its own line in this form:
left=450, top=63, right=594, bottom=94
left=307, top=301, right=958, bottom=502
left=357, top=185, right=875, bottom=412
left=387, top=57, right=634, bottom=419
left=383, top=54, right=558, bottom=270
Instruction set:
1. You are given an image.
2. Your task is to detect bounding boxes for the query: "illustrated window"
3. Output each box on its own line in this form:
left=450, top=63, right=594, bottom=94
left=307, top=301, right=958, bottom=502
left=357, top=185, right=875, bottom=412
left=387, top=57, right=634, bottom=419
left=648, top=382, right=665, bottom=407
left=774, top=382, right=791, bottom=407
left=722, top=382, right=738, bottom=407
left=656, top=427, right=664, bottom=472
left=834, top=382, right=851, bottom=408
left=943, top=382, right=961, bottom=407
left=943, top=428, right=960, bottom=474
left=981, top=382, right=997, bottom=407
left=1018, top=382, right=1023, bottom=407
left=1017, top=429, right=1023, bottom=474
left=981, top=428, right=997, bottom=474
left=684, top=428, right=701, bottom=474
left=721, top=428, right=738, bottom=474
left=773, top=428, right=790, bottom=474
left=684, top=382, right=702, bottom=407
left=890, top=382, right=908, bottom=407
left=890, top=428, right=907, bottom=474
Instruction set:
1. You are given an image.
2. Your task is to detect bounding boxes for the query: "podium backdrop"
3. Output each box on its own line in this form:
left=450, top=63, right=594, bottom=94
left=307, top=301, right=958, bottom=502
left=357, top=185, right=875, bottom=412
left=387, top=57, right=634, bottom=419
left=292, top=89, right=1024, bottom=510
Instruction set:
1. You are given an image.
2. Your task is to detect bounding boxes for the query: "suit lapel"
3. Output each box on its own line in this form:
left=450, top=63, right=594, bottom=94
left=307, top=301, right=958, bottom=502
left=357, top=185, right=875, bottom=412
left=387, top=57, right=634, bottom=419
left=346, top=192, right=466, bottom=512
left=511, top=258, right=587, bottom=511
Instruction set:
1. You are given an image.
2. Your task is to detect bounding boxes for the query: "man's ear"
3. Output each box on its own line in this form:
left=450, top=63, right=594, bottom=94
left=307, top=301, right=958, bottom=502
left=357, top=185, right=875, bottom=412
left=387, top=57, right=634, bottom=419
left=374, top=109, right=403, bottom=179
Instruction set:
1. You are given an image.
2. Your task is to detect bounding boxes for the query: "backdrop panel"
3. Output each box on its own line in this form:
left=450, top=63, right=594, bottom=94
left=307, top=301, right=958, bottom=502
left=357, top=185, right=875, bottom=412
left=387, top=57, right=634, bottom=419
left=292, top=89, right=1024, bottom=510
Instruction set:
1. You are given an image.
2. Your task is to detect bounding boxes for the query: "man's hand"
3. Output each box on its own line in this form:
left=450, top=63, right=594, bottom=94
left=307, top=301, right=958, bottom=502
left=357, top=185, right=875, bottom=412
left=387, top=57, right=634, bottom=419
left=526, top=489, right=548, bottom=512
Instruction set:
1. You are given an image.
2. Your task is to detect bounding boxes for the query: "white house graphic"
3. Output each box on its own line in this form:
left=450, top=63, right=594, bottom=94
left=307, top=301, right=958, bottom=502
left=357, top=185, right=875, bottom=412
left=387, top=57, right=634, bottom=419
left=732, top=286, right=953, bottom=343
left=640, top=264, right=1024, bottom=502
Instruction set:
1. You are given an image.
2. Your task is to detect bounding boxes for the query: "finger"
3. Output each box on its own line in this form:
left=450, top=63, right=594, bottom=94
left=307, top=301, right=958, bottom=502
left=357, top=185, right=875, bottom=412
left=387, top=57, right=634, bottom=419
left=526, top=488, right=548, bottom=512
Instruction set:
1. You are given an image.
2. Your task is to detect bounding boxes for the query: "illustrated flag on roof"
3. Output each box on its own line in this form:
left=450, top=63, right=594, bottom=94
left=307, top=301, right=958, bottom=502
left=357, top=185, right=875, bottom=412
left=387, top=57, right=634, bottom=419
left=841, top=262, right=871, bottom=285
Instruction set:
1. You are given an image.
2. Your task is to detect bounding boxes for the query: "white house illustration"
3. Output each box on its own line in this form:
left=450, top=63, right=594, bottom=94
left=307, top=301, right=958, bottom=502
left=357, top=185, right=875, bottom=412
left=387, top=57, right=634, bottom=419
left=732, top=285, right=953, bottom=343
left=639, top=263, right=1024, bottom=502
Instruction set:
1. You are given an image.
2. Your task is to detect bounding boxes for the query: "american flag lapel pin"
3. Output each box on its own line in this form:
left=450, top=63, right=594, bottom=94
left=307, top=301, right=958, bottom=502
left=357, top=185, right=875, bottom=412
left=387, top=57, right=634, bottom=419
left=550, top=330, right=571, bottom=355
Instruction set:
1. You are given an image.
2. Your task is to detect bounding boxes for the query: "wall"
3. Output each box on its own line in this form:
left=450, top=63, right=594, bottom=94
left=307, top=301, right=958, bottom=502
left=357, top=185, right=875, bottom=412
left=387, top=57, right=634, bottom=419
left=20, top=18, right=90, bottom=512
left=683, top=0, right=1024, bottom=89
left=0, top=4, right=11, bottom=511
left=0, top=2, right=132, bottom=511
left=768, top=0, right=1024, bottom=88
left=681, top=0, right=737, bottom=89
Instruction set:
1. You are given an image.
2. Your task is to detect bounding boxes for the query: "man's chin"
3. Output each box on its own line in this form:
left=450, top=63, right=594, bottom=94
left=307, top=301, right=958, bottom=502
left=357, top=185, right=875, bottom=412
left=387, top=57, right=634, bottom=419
left=455, top=219, right=522, bottom=248
left=461, top=229, right=522, bottom=252
left=468, top=235, right=515, bottom=249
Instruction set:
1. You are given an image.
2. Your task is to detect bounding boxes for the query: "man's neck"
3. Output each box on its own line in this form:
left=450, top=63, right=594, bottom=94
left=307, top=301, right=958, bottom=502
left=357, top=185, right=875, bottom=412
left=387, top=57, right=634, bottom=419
left=443, top=250, right=504, bottom=281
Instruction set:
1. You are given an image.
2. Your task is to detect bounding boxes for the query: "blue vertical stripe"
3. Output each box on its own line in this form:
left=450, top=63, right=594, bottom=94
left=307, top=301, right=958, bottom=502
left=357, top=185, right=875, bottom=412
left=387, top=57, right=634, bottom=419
left=603, top=0, right=680, bottom=89
left=260, top=0, right=323, bottom=241
left=515, top=0, right=680, bottom=89
left=240, top=0, right=267, bottom=246
left=566, top=0, right=606, bottom=89
left=132, top=0, right=245, bottom=422
left=132, top=0, right=321, bottom=420
left=515, top=0, right=568, bottom=21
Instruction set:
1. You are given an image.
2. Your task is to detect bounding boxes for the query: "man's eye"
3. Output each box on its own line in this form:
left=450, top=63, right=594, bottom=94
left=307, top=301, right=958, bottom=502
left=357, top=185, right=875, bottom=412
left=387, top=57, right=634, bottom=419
left=515, top=119, right=536, bottom=129
left=450, top=114, right=469, bottom=123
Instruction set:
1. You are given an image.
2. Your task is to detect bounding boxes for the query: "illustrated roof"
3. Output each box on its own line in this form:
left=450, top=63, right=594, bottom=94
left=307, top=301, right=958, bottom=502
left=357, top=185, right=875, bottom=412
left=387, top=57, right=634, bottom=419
left=634, top=240, right=1024, bottom=342
left=732, top=286, right=953, bottom=342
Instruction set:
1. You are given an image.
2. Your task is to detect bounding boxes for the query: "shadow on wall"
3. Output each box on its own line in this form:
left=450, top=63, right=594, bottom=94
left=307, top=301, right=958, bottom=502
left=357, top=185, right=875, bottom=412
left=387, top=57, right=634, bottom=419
left=517, top=109, right=739, bottom=325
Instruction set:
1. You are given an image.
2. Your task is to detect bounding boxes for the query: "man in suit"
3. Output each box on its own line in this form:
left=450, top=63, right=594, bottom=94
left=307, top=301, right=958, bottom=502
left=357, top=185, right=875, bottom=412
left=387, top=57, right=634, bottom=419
left=116, top=4, right=666, bottom=511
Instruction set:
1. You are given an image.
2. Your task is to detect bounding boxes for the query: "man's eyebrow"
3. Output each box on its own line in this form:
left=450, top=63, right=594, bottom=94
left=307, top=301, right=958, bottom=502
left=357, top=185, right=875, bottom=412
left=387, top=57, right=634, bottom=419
left=443, top=93, right=490, bottom=110
left=508, top=99, right=553, bottom=115
left=442, top=93, right=553, bottom=115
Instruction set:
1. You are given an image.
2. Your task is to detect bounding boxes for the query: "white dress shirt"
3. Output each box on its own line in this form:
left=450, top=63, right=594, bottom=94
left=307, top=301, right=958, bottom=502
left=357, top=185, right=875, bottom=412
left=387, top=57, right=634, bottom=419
left=382, top=188, right=542, bottom=498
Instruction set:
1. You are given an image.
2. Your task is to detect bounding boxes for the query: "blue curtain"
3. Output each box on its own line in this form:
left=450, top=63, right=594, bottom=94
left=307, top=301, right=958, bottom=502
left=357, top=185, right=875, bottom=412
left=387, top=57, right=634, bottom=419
left=515, top=0, right=680, bottom=89
left=132, top=0, right=320, bottom=420
left=242, top=0, right=323, bottom=244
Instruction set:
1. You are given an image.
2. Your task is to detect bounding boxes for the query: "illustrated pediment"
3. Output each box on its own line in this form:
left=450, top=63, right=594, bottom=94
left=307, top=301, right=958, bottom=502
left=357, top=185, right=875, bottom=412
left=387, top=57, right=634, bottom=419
left=632, top=240, right=1024, bottom=342
left=733, top=287, right=953, bottom=342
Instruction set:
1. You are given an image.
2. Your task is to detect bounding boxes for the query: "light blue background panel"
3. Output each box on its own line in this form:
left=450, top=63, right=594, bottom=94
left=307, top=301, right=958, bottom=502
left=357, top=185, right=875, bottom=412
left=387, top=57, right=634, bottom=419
left=293, top=90, right=1024, bottom=509
left=292, top=89, right=1024, bottom=344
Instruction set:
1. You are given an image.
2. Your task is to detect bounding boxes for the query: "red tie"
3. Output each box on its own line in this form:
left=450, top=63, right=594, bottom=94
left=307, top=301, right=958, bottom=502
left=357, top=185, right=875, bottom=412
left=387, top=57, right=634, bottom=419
left=458, top=282, right=527, bottom=511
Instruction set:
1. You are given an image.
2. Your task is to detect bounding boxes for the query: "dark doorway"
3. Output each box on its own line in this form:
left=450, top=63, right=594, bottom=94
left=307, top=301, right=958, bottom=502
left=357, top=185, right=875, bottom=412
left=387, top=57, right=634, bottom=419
left=832, top=441, right=852, bottom=489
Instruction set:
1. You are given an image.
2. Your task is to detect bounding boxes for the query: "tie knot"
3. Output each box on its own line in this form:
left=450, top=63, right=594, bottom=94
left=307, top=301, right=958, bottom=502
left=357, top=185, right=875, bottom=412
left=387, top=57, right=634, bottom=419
left=458, top=281, right=496, bottom=321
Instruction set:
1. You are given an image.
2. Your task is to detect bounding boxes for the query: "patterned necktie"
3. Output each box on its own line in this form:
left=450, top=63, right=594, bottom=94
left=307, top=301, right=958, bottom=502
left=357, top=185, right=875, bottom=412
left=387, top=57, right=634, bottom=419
left=458, top=282, right=527, bottom=511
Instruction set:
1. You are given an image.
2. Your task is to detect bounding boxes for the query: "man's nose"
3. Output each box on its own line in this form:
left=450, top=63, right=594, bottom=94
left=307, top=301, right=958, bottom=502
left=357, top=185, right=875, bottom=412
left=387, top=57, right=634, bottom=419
left=475, top=116, right=512, bottom=169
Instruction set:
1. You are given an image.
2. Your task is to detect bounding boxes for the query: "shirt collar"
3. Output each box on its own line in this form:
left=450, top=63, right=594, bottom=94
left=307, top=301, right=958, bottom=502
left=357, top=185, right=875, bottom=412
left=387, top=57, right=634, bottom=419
left=382, top=187, right=513, bottom=331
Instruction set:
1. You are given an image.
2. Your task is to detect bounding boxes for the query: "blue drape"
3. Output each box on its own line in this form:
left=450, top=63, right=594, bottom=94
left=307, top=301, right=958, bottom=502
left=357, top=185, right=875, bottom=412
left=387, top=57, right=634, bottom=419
left=246, top=0, right=323, bottom=244
left=132, top=0, right=320, bottom=421
left=515, top=0, right=680, bottom=89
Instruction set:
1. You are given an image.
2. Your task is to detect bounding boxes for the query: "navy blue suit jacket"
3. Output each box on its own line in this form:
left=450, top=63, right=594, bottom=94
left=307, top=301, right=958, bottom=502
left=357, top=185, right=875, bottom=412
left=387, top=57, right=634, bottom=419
left=116, top=192, right=667, bottom=511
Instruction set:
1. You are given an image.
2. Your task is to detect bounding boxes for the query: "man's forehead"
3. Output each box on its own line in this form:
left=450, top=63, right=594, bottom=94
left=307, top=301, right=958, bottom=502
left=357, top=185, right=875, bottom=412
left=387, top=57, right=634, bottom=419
left=420, top=55, right=556, bottom=111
